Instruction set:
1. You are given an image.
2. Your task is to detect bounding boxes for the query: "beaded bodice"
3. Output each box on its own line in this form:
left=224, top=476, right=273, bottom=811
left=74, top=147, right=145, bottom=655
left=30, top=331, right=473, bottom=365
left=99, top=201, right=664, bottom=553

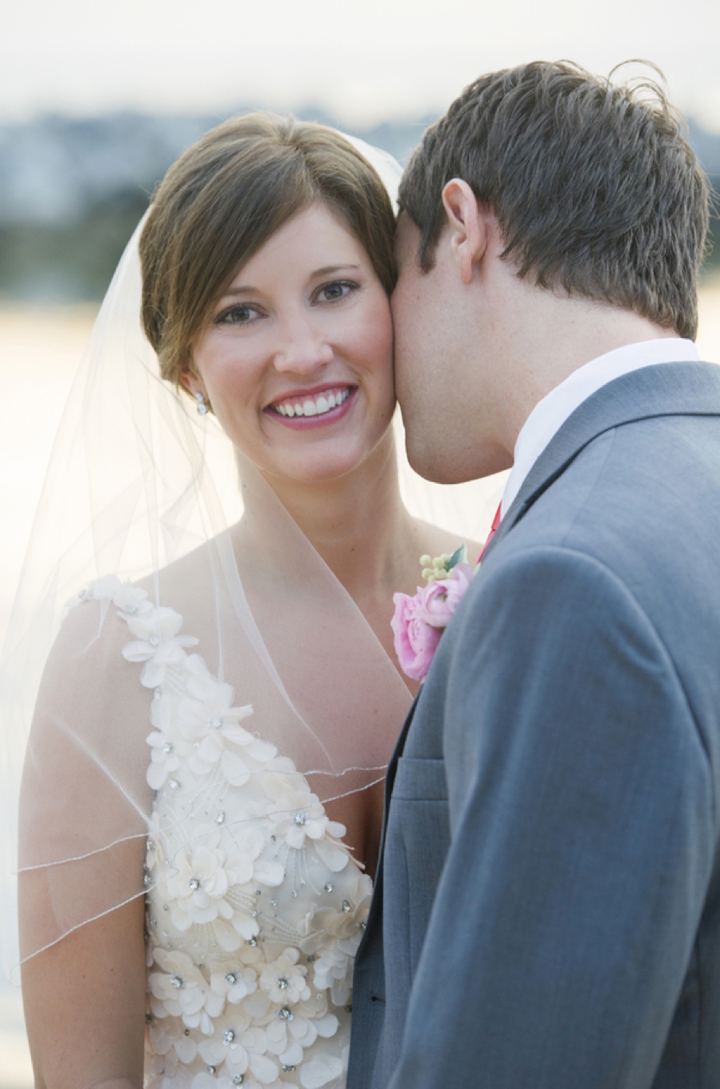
left=88, top=578, right=371, bottom=1089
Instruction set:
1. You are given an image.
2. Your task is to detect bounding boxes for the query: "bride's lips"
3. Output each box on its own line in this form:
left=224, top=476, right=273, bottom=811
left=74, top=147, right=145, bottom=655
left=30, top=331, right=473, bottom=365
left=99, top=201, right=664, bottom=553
left=264, top=384, right=357, bottom=429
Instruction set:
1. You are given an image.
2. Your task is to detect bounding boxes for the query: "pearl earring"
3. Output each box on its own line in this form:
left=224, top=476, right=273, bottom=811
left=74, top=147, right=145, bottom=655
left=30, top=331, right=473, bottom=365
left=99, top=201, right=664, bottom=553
left=193, top=391, right=209, bottom=416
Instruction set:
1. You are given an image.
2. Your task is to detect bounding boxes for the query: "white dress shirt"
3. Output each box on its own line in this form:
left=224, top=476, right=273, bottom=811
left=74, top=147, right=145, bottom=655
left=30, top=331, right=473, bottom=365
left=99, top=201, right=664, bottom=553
left=501, top=338, right=701, bottom=516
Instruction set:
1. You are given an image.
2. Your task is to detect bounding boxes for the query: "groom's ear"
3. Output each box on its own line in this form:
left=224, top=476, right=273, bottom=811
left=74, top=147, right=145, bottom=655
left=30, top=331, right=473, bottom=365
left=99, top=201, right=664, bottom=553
left=441, top=179, right=490, bottom=286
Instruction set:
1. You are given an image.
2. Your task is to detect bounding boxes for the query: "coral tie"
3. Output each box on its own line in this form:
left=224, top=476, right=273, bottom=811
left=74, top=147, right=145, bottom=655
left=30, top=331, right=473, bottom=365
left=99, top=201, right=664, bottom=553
left=478, top=502, right=503, bottom=562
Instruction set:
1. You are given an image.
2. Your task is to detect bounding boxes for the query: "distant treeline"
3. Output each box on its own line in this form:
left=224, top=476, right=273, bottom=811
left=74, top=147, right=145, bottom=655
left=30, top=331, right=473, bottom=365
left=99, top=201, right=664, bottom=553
left=0, top=110, right=718, bottom=303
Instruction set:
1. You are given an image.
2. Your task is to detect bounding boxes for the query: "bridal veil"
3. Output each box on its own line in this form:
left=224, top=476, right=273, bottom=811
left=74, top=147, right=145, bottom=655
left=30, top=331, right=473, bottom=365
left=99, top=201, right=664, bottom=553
left=0, top=129, right=504, bottom=981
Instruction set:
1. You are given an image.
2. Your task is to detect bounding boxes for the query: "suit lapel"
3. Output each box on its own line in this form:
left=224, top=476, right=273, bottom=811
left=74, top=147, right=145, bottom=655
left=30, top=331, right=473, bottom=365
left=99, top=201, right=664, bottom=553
left=483, top=360, right=720, bottom=562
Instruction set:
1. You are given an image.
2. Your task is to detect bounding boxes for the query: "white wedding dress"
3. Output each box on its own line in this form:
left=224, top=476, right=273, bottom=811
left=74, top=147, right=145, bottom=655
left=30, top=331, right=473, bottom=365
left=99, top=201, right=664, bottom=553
left=81, top=577, right=372, bottom=1089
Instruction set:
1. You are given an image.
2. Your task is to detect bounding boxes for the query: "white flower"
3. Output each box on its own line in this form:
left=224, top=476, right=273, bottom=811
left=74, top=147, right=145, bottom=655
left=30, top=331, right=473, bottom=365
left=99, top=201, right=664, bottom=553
left=262, top=776, right=347, bottom=870
left=165, top=832, right=240, bottom=930
left=164, top=824, right=283, bottom=934
left=299, top=1052, right=345, bottom=1089
left=149, top=949, right=223, bottom=1034
left=198, top=1021, right=279, bottom=1085
left=145, top=692, right=191, bottom=789
left=147, top=1012, right=198, bottom=1066
left=111, top=581, right=153, bottom=617
left=178, top=656, right=275, bottom=780
left=210, top=964, right=258, bottom=1005
left=264, top=1002, right=338, bottom=1068
left=299, top=875, right=371, bottom=1005
left=259, top=949, right=311, bottom=1006
left=122, top=606, right=199, bottom=688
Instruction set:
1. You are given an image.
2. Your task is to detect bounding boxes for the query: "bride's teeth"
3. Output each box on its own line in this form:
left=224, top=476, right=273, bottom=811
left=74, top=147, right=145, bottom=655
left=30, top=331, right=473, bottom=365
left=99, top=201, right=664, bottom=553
left=274, top=388, right=350, bottom=417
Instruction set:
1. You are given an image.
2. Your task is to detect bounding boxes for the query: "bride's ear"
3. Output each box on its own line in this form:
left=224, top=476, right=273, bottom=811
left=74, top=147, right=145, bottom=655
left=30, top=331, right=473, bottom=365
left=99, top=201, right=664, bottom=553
left=441, top=179, right=491, bottom=286
left=179, top=368, right=205, bottom=399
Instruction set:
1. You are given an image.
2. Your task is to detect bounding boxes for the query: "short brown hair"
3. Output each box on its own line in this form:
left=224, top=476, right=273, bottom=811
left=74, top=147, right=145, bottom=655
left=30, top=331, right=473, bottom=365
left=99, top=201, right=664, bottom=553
left=139, top=113, right=397, bottom=385
left=399, top=61, right=709, bottom=339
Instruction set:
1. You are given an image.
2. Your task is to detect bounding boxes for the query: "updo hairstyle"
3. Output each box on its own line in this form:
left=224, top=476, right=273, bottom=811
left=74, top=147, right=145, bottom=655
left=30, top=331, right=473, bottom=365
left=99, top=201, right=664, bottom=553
left=139, top=113, right=397, bottom=388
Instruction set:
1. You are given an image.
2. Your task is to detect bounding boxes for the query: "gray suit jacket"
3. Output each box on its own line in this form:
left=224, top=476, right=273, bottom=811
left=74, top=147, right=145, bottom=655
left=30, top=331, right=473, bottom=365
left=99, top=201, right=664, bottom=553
left=349, top=362, right=720, bottom=1089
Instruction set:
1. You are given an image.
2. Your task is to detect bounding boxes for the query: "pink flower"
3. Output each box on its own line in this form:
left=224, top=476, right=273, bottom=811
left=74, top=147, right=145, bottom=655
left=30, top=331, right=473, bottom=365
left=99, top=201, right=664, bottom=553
left=391, top=562, right=473, bottom=682
left=417, top=562, right=473, bottom=628
left=391, top=592, right=443, bottom=682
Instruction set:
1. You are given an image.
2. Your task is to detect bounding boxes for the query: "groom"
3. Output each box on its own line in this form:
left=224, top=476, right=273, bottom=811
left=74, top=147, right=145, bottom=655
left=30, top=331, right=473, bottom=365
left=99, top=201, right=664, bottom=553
left=348, top=62, right=720, bottom=1088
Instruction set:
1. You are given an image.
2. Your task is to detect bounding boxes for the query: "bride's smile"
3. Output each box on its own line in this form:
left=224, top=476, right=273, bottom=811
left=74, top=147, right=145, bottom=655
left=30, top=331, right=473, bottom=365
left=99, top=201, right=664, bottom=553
left=186, top=202, right=395, bottom=486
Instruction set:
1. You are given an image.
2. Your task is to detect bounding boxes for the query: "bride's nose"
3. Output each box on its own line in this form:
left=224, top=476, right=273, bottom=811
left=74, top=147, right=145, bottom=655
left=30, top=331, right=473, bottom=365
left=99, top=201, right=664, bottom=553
left=272, top=313, right=334, bottom=374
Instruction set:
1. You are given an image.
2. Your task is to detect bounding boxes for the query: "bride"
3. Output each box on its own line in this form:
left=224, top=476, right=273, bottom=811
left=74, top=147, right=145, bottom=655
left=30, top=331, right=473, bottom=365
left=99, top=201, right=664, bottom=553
left=7, top=114, right=484, bottom=1088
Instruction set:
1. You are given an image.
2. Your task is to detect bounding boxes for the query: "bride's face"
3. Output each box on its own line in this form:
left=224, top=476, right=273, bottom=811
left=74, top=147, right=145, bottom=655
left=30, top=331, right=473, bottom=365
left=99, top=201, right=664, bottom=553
left=186, top=202, right=395, bottom=486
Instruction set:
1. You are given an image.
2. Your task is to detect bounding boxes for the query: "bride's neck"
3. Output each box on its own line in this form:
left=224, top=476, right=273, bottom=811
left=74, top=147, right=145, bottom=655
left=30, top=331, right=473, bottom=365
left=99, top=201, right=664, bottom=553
left=243, top=431, right=417, bottom=604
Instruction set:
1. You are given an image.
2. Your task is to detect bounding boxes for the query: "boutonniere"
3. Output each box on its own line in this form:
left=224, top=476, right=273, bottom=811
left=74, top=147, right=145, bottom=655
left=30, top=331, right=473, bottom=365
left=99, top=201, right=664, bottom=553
left=391, top=544, right=475, bottom=682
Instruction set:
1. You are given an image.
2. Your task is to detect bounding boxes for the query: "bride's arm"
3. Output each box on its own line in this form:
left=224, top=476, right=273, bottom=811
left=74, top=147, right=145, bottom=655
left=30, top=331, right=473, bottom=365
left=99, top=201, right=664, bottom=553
left=21, top=851, right=146, bottom=1089
left=18, top=599, right=152, bottom=1088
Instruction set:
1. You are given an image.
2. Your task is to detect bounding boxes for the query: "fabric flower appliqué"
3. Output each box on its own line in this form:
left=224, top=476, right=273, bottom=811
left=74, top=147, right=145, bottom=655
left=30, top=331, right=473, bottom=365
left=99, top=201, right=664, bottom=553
left=391, top=544, right=474, bottom=682
left=149, top=949, right=224, bottom=1034
left=122, top=605, right=199, bottom=689
left=299, top=873, right=372, bottom=1005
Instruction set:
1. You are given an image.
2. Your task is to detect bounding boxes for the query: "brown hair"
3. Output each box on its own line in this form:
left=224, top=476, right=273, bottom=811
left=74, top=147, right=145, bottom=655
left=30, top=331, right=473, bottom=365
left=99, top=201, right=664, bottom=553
left=139, top=113, right=397, bottom=385
left=399, top=61, right=709, bottom=339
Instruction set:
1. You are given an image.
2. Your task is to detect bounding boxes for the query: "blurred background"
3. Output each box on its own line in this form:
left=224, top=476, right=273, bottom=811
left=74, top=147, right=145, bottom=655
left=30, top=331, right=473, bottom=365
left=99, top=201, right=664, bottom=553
left=1, top=0, right=720, bottom=1082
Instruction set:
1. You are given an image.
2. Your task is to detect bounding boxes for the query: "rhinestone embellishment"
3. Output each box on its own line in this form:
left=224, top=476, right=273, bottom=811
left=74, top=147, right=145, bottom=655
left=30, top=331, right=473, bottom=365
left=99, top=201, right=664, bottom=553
left=225, top=972, right=237, bottom=985
left=282, top=1065, right=297, bottom=1072
left=279, top=1007, right=294, bottom=1021
left=232, top=1077, right=245, bottom=1086
left=149, top=634, right=160, bottom=647
left=223, top=1029, right=236, bottom=1044
left=294, top=811, right=308, bottom=826
left=276, top=977, right=289, bottom=990
left=189, top=877, right=201, bottom=891
left=170, top=975, right=184, bottom=989
left=161, top=741, right=173, bottom=754
left=207, top=1066, right=216, bottom=1075
left=341, top=900, right=351, bottom=913
left=323, top=882, right=334, bottom=893
left=168, top=778, right=180, bottom=790
left=248, top=938, right=258, bottom=947
left=215, top=810, right=225, bottom=824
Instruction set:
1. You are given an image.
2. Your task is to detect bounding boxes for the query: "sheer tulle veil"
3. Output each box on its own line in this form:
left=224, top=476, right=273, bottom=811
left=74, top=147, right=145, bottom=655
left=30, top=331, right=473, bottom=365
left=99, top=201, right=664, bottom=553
left=0, top=129, right=505, bottom=982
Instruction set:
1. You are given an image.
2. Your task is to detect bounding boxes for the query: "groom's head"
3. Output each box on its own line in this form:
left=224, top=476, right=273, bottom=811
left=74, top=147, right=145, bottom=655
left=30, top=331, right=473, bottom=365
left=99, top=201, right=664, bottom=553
left=393, top=61, right=710, bottom=482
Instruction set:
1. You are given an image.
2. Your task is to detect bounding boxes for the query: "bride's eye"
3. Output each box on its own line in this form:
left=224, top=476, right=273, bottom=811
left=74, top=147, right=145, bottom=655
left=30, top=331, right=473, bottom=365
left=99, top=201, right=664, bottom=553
left=315, top=280, right=357, bottom=304
left=215, top=303, right=261, bottom=325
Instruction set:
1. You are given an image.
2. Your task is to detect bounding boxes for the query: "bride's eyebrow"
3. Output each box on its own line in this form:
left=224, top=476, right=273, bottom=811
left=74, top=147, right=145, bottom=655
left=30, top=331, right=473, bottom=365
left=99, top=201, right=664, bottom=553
left=220, top=264, right=361, bottom=301
left=312, top=264, right=361, bottom=277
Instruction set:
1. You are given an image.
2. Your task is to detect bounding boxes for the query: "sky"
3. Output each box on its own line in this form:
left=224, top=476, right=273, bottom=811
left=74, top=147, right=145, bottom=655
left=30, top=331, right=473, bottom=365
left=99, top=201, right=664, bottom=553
left=2, top=0, right=720, bottom=130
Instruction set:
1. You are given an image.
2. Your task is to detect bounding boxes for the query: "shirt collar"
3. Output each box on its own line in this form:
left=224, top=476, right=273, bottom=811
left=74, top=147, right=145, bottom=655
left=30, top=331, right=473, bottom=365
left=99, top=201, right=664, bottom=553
left=501, top=338, right=700, bottom=516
